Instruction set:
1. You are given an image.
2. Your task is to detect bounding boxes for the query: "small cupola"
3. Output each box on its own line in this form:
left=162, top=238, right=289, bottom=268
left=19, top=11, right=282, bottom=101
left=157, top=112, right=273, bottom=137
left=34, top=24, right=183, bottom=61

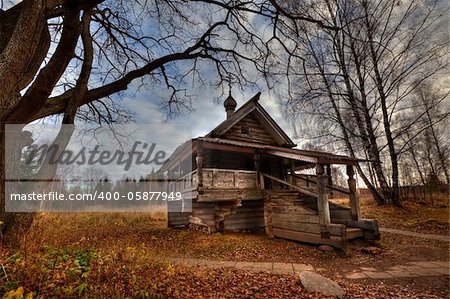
left=224, top=93, right=237, bottom=119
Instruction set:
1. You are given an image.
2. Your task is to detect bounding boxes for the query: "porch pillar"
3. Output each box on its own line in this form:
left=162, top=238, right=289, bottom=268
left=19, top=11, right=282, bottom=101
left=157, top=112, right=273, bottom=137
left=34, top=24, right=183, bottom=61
left=196, top=144, right=204, bottom=187
left=326, top=164, right=333, bottom=197
left=289, top=161, right=295, bottom=188
left=347, top=165, right=361, bottom=221
left=316, top=164, right=331, bottom=227
left=254, top=154, right=261, bottom=188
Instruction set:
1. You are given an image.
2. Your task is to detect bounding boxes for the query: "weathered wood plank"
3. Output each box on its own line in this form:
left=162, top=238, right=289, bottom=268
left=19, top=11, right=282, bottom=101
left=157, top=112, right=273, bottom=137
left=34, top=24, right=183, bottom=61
left=236, top=172, right=257, bottom=188
left=330, top=209, right=352, bottom=220
left=213, top=170, right=234, bottom=188
left=272, top=228, right=346, bottom=249
left=222, top=111, right=278, bottom=145
left=272, top=213, right=319, bottom=224
left=197, top=189, right=264, bottom=201
left=271, top=205, right=317, bottom=215
left=272, top=221, right=321, bottom=234
left=271, top=220, right=345, bottom=236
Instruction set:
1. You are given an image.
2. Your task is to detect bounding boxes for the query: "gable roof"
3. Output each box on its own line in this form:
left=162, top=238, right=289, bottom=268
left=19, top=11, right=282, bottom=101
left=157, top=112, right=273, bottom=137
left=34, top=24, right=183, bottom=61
left=205, top=92, right=296, bottom=148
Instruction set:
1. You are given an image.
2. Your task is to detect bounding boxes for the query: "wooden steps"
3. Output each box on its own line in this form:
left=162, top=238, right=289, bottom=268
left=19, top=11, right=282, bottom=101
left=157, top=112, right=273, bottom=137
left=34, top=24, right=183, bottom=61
left=266, top=189, right=367, bottom=249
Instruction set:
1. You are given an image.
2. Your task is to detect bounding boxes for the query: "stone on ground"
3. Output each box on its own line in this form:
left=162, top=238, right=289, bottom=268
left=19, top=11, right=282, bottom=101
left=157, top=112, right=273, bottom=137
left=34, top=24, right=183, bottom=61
left=318, top=245, right=335, bottom=252
left=299, top=271, right=345, bottom=298
left=360, top=246, right=383, bottom=255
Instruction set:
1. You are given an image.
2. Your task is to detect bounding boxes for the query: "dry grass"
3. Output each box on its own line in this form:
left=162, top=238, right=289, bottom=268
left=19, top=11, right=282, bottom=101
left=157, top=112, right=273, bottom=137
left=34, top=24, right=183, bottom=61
left=360, top=194, right=449, bottom=235
left=1, top=198, right=449, bottom=298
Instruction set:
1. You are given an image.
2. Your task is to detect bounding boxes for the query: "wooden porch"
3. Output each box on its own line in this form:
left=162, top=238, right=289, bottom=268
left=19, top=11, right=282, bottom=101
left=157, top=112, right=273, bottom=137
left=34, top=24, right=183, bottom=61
left=166, top=150, right=379, bottom=249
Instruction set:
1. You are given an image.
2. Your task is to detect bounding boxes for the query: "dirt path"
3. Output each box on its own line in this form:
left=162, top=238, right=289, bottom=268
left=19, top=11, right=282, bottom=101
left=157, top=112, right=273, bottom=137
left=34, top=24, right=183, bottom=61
left=168, top=258, right=450, bottom=280
left=379, top=227, right=449, bottom=242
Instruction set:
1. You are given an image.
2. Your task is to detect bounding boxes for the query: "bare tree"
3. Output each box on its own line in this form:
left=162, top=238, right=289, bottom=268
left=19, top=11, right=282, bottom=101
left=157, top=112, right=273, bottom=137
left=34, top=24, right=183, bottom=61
left=279, top=0, right=449, bottom=205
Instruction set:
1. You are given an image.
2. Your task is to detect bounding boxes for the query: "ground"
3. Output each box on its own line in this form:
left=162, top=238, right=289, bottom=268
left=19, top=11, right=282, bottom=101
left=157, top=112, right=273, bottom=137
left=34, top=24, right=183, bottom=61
left=0, top=196, right=449, bottom=298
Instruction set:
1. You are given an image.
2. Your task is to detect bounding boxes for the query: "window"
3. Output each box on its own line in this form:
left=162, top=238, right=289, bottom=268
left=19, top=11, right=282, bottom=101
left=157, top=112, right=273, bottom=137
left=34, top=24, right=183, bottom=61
left=241, top=127, right=250, bottom=134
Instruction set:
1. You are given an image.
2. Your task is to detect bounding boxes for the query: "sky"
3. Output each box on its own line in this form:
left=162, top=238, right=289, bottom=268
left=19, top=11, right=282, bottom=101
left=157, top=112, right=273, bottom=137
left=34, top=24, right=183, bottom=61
left=121, top=84, right=293, bottom=140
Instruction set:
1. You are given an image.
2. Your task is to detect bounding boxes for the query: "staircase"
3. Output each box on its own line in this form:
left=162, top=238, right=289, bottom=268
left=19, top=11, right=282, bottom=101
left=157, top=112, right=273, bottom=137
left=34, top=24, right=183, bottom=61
left=265, top=189, right=365, bottom=249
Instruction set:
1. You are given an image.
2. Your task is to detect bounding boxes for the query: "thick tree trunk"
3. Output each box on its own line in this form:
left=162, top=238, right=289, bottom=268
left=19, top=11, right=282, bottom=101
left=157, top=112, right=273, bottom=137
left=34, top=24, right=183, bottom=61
left=0, top=124, right=36, bottom=247
left=0, top=1, right=48, bottom=246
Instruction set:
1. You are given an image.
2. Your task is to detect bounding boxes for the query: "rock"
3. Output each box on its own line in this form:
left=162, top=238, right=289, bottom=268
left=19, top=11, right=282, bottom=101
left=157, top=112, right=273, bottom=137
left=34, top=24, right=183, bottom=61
left=318, top=245, right=335, bottom=252
left=360, top=246, right=383, bottom=255
left=299, top=271, right=345, bottom=298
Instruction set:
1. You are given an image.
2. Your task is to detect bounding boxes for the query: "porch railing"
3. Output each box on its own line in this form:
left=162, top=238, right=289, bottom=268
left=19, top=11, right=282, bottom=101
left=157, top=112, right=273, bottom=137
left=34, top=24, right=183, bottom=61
left=168, top=168, right=258, bottom=192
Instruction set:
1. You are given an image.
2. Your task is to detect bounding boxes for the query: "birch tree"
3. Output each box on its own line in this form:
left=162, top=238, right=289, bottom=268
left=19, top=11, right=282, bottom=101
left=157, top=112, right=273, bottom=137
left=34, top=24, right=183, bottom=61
left=281, top=0, right=449, bottom=205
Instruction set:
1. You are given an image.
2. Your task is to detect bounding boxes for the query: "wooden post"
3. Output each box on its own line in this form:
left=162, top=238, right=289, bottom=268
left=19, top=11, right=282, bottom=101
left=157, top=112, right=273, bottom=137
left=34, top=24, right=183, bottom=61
left=316, top=164, right=331, bottom=227
left=289, top=160, right=295, bottom=188
left=326, top=164, right=333, bottom=198
left=264, top=193, right=273, bottom=237
left=196, top=144, right=204, bottom=187
left=347, top=165, right=361, bottom=221
left=254, top=154, right=261, bottom=188
left=260, top=172, right=265, bottom=189
left=326, top=164, right=333, bottom=186
left=280, top=159, right=287, bottom=189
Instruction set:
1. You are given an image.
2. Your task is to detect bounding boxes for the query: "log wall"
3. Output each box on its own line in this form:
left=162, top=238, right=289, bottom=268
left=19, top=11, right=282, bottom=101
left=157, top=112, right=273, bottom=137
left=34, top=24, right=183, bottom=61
left=168, top=199, right=265, bottom=232
left=224, top=200, right=265, bottom=231
left=222, top=111, right=278, bottom=145
left=167, top=200, right=190, bottom=227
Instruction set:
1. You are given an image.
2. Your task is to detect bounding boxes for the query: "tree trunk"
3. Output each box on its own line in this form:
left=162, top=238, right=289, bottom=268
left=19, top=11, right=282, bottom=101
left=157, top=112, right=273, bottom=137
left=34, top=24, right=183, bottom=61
left=333, top=33, right=390, bottom=203
left=362, top=1, right=401, bottom=206
left=305, top=31, right=386, bottom=204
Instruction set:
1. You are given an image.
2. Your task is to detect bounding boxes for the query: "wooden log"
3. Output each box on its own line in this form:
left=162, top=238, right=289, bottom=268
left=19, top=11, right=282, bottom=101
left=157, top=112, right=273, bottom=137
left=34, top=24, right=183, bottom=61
left=272, top=220, right=345, bottom=236
left=271, top=228, right=346, bottom=249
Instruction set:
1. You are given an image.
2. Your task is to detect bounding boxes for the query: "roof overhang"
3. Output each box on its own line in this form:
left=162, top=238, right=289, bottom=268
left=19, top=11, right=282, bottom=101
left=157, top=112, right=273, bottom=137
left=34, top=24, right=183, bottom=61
left=198, top=137, right=359, bottom=166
